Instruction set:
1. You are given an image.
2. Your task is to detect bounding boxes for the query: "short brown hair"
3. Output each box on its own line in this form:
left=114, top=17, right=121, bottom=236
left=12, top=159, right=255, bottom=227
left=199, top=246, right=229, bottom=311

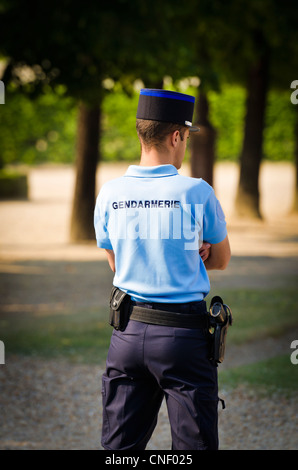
left=136, top=119, right=187, bottom=151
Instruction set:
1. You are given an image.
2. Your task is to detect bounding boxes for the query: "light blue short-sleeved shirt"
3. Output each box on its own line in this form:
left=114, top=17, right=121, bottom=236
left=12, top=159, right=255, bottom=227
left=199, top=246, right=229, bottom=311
left=94, top=164, right=227, bottom=303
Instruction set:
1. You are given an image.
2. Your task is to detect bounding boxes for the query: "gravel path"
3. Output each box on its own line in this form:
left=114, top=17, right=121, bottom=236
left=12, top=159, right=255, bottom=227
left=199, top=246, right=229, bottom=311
left=0, top=326, right=297, bottom=450
left=0, top=350, right=297, bottom=450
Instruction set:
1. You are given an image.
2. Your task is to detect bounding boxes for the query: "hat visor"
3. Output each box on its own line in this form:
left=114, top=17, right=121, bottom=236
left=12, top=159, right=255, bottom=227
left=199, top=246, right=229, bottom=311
left=188, top=125, right=200, bottom=132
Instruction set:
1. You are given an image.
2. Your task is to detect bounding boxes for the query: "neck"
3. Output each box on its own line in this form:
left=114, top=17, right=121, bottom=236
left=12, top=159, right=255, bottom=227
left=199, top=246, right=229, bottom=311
left=139, top=147, right=175, bottom=167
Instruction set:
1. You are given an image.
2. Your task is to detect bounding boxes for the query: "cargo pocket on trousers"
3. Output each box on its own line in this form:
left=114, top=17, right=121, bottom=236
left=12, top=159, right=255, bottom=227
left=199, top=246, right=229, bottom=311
left=101, top=376, right=110, bottom=439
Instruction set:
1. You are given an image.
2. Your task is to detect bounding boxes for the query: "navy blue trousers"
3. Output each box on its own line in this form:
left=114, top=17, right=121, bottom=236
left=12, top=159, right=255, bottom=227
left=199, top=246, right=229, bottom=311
left=101, top=304, right=219, bottom=450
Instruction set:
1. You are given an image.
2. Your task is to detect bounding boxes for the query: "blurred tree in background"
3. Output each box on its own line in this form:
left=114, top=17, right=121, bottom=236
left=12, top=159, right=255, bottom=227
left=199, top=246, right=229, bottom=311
left=0, top=0, right=197, bottom=240
left=0, top=0, right=297, bottom=238
left=184, top=0, right=298, bottom=218
left=234, top=0, right=298, bottom=218
left=0, top=0, right=112, bottom=240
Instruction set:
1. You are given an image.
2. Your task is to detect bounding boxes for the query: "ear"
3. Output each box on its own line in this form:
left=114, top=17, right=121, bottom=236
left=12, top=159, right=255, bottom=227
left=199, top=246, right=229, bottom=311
left=171, top=130, right=180, bottom=148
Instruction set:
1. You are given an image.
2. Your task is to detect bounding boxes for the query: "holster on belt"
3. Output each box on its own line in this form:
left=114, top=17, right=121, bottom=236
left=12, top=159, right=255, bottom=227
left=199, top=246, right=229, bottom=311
left=208, top=296, right=233, bottom=365
left=109, top=286, right=131, bottom=331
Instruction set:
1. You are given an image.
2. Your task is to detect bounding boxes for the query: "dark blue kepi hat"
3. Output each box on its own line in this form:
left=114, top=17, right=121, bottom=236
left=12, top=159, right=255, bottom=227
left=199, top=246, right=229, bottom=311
left=136, top=89, right=200, bottom=132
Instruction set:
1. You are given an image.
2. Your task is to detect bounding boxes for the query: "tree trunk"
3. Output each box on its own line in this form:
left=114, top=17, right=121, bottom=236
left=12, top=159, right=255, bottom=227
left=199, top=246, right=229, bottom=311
left=70, top=101, right=101, bottom=242
left=235, top=53, right=269, bottom=218
left=190, top=90, right=216, bottom=187
left=293, top=105, right=298, bottom=212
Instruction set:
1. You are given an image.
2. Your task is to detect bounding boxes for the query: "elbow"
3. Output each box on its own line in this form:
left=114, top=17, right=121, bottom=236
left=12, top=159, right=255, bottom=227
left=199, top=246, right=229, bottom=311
left=109, top=261, right=116, bottom=273
left=218, top=262, right=229, bottom=270
left=216, top=249, right=231, bottom=270
left=219, top=253, right=231, bottom=270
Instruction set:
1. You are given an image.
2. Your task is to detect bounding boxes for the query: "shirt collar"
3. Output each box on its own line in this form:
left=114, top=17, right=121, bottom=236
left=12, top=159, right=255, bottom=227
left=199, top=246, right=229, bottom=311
left=124, top=164, right=178, bottom=178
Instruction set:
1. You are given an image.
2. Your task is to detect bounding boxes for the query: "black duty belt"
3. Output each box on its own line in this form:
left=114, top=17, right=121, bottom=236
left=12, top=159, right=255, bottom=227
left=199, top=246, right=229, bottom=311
left=130, top=305, right=208, bottom=329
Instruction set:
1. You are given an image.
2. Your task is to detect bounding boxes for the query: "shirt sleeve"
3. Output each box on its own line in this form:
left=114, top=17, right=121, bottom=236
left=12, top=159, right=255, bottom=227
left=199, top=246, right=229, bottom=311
left=94, top=192, right=113, bottom=250
left=203, top=188, right=227, bottom=244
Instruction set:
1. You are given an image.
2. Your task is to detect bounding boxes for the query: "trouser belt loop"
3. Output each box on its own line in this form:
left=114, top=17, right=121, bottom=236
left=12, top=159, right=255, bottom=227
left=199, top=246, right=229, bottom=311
left=130, top=305, right=208, bottom=329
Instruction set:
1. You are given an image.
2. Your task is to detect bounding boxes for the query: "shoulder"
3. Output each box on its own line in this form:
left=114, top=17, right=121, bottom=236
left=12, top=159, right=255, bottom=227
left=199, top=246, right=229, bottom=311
left=177, top=173, right=212, bottom=190
left=177, top=174, right=214, bottom=201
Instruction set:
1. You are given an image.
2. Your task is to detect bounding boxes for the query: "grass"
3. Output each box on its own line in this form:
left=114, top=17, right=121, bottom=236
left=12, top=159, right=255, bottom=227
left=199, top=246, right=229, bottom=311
left=219, top=354, right=298, bottom=396
left=0, top=307, right=112, bottom=364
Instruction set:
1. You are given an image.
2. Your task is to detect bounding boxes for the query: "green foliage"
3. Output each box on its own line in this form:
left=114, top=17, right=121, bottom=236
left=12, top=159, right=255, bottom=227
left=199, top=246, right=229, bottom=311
left=0, top=87, right=77, bottom=165
left=264, top=90, right=297, bottom=161
left=101, top=87, right=140, bottom=161
left=0, top=1, right=297, bottom=162
left=208, top=84, right=246, bottom=161
left=0, top=84, right=296, bottom=165
left=0, top=308, right=112, bottom=364
left=208, top=84, right=296, bottom=162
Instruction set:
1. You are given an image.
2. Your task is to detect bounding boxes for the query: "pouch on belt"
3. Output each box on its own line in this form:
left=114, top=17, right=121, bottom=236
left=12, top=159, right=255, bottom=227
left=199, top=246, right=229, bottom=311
left=109, top=286, right=131, bottom=331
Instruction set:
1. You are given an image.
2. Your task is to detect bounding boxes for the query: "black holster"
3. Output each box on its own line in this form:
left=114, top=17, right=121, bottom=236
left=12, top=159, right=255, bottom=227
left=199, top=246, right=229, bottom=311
left=208, top=296, right=233, bottom=365
left=109, top=287, right=131, bottom=331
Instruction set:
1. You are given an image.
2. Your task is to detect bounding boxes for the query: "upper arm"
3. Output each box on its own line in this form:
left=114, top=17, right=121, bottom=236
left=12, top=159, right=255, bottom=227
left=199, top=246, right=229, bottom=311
left=203, top=188, right=227, bottom=245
